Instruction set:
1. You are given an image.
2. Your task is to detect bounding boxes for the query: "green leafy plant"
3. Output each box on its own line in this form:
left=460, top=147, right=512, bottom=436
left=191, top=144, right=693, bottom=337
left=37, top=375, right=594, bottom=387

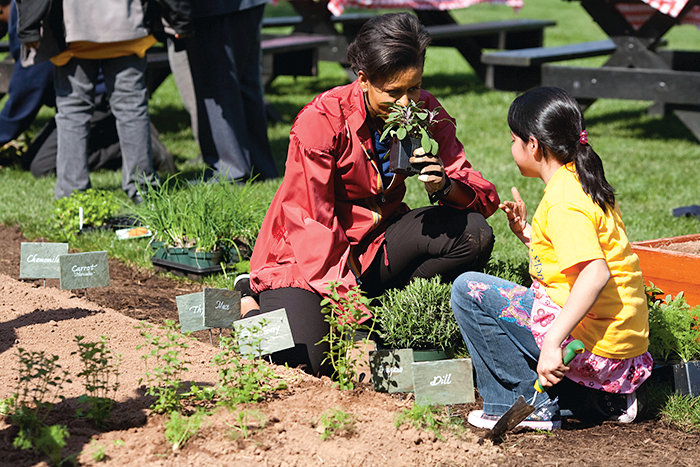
left=380, top=100, right=447, bottom=155
left=9, top=348, right=72, bottom=464
left=659, top=392, right=700, bottom=433
left=646, top=284, right=700, bottom=362
left=226, top=409, right=267, bottom=440
left=134, top=173, right=263, bottom=256
left=317, top=282, right=375, bottom=390
left=212, top=329, right=287, bottom=406
left=52, top=188, right=121, bottom=240
left=165, top=409, right=207, bottom=451
left=72, top=335, right=121, bottom=427
left=374, top=276, right=461, bottom=351
left=316, top=407, right=355, bottom=440
left=136, top=320, right=191, bottom=414
left=87, top=440, right=107, bottom=462
left=394, top=403, right=462, bottom=442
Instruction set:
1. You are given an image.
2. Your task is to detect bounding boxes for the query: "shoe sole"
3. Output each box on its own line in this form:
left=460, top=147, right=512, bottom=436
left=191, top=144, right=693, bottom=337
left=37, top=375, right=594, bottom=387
left=468, top=410, right=561, bottom=431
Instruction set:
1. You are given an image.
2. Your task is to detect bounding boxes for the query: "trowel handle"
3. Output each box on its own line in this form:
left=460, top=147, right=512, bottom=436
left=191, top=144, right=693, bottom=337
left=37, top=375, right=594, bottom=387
left=533, top=339, right=585, bottom=394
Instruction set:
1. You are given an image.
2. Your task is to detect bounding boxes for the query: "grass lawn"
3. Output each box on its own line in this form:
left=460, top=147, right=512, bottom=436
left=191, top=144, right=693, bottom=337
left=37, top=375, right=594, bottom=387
left=0, top=0, right=698, bottom=282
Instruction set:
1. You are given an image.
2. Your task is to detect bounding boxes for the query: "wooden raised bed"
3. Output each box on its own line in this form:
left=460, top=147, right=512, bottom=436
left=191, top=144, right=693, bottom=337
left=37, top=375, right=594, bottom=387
left=631, top=233, right=700, bottom=307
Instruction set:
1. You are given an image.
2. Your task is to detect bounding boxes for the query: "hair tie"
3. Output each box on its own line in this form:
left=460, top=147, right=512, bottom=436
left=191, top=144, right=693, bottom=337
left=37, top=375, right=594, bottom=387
left=579, top=130, right=588, bottom=145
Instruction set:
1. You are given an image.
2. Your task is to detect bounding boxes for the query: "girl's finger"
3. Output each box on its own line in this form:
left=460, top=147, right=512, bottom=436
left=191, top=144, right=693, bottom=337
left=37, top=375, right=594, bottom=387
left=511, top=186, right=523, bottom=203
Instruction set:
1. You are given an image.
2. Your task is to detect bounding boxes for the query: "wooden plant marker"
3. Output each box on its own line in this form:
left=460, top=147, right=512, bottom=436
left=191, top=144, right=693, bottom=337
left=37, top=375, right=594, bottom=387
left=234, top=308, right=294, bottom=358
left=412, top=358, right=475, bottom=406
left=59, top=251, right=110, bottom=296
left=369, top=349, right=415, bottom=393
left=20, top=242, right=69, bottom=285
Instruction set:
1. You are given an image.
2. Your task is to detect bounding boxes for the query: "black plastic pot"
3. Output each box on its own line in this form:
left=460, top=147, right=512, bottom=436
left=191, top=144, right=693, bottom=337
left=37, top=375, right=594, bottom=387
left=673, top=360, right=700, bottom=397
left=389, top=136, right=422, bottom=176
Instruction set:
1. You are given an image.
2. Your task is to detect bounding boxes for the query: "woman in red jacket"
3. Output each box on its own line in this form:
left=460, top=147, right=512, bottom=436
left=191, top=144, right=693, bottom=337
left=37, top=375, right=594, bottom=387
left=245, top=12, right=500, bottom=376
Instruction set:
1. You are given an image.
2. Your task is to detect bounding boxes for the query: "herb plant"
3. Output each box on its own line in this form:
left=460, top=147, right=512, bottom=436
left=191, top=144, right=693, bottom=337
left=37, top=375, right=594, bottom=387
left=394, top=403, right=462, bottom=442
left=72, top=335, right=121, bottom=427
left=380, top=100, right=446, bottom=156
left=52, top=188, right=121, bottom=240
left=317, top=282, right=375, bottom=390
left=9, top=348, right=72, bottom=464
left=136, top=320, right=191, bottom=414
left=134, top=173, right=264, bottom=256
left=212, top=330, right=287, bottom=405
left=317, top=407, right=356, bottom=440
left=165, top=409, right=207, bottom=452
left=374, top=276, right=461, bottom=351
left=646, top=284, right=700, bottom=362
left=226, top=409, right=267, bottom=439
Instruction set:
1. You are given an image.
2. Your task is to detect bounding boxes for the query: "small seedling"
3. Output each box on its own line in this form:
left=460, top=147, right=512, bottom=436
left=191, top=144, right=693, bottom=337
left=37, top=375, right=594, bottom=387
left=213, top=327, right=287, bottom=406
left=165, top=409, right=207, bottom=452
left=380, top=100, right=447, bottom=156
left=394, top=402, right=461, bottom=441
left=226, top=409, right=267, bottom=439
left=72, top=335, right=121, bottom=427
left=10, top=348, right=71, bottom=461
left=136, top=320, right=192, bottom=414
left=87, top=440, right=107, bottom=462
left=317, top=282, right=375, bottom=390
left=316, top=408, right=355, bottom=441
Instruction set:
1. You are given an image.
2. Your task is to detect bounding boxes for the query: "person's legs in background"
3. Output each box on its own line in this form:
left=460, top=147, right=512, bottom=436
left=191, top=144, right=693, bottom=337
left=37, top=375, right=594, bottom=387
left=53, top=58, right=97, bottom=199
left=101, top=54, right=155, bottom=201
left=186, top=6, right=278, bottom=181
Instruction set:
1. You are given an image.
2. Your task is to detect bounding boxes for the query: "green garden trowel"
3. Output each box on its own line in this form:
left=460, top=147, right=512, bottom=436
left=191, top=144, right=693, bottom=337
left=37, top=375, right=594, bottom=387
left=487, top=339, right=585, bottom=439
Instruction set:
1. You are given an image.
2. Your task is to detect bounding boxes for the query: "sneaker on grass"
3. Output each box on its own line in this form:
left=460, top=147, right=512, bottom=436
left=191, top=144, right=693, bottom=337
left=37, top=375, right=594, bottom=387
left=467, top=398, right=562, bottom=431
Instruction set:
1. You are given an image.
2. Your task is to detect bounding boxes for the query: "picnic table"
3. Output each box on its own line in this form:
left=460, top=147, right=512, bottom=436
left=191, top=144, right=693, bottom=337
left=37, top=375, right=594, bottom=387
left=266, top=0, right=557, bottom=84
left=482, top=0, right=700, bottom=141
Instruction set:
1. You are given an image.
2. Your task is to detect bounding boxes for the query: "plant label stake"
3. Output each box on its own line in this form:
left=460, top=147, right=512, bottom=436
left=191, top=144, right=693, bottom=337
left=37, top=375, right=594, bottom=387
left=369, top=349, right=415, bottom=393
left=59, top=251, right=110, bottom=291
left=412, top=358, right=475, bottom=406
left=234, top=308, right=294, bottom=358
left=487, top=340, right=585, bottom=439
left=203, top=288, right=241, bottom=329
left=176, top=292, right=211, bottom=333
left=19, top=242, right=68, bottom=281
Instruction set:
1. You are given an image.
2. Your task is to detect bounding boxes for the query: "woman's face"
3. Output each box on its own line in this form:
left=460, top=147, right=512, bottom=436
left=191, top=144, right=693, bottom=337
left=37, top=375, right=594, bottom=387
left=358, top=67, right=423, bottom=120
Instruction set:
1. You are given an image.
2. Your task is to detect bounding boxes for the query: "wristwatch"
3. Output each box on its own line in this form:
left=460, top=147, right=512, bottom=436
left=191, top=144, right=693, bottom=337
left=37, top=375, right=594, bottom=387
left=429, top=176, right=452, bottom=204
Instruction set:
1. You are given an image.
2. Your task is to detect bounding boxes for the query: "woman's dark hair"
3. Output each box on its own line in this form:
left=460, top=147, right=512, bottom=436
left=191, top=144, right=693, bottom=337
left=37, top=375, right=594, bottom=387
left=347, top=13, right=431, bottom=84
left=508, top=87, right=615, bottom=212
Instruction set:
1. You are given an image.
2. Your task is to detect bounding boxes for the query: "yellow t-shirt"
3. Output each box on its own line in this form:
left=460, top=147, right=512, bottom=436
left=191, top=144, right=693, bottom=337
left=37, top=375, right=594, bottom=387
left=50, top=36, right=157, bottom=67
left=529, top=163, right=648, bottom=359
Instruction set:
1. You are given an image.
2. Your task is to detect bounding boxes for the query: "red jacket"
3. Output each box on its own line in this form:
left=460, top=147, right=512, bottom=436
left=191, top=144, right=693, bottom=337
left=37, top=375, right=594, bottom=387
left=250, top=80, right=499, bottom=299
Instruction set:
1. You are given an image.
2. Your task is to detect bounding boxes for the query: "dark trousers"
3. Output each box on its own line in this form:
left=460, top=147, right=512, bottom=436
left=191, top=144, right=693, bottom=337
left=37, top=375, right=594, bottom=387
left=186, top=5, right=278, bottom=181
left=254, top=206, right=495, bottom=376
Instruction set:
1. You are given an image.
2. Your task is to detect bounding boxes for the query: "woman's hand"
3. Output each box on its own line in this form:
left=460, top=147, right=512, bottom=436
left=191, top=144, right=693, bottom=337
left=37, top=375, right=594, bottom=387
left=536, top=343, right=570, bottom=389
left=411, top=147, right=445, bottom=193
left=499, top=187, right=530, bottom=245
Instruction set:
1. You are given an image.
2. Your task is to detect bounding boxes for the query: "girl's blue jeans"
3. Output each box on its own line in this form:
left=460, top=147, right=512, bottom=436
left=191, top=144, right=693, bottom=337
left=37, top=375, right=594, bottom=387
left=451, top=271, right=555, bottom=416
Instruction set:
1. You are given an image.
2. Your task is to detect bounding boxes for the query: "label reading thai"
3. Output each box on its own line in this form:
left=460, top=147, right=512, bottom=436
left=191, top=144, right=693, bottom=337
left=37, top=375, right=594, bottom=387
left=369, top=349, right=415, bottom=393
left=59, top=251, right=110, bottom=290
left=176, top=292, right=210, bottom=333
left=234, top=308, right=294, bottom=358
left=412, top=358, right=475, bottom=406
left=203, top=288, right=241, bottom=329
left=20, top=242, right=69, bottom=279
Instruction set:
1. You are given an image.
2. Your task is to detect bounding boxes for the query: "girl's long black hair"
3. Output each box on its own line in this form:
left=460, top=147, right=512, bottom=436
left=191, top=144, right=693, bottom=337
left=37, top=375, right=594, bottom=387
left=508, top=87, right=616, bottom=213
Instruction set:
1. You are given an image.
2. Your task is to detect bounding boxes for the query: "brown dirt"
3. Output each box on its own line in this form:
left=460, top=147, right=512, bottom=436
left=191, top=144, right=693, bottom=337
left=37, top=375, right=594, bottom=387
left=1, top=224, right=699, bottom=466
left=659, top=240, right=700, bottom=255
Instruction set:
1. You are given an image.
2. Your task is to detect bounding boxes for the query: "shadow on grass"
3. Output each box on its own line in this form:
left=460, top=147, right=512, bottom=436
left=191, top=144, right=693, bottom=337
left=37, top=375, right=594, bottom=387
left=586, top=105, right=699, bottom=143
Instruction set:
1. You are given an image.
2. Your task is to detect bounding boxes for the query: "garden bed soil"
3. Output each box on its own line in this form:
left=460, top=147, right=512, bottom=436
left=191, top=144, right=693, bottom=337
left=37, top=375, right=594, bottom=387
left=1, top=224, right=699, bottom=466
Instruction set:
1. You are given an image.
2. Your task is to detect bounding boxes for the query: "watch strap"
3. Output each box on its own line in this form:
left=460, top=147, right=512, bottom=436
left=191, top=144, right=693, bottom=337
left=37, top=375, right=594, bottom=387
left=429, top=176, right=452, bottom=204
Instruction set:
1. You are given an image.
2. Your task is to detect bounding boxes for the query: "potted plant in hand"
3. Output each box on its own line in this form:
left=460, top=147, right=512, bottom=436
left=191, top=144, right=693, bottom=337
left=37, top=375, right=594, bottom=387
left=647, top=284, right=700, bottom=397
left=379, top=100, right=446, bottom=176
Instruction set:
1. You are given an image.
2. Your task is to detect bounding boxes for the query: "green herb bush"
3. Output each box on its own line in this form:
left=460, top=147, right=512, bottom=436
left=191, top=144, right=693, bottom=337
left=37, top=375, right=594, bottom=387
left=374, top=276, right=461, bottom=351
left=52, top=188, right=121, bottom=241
left=380, top=100, right=446, bottom=156
left=647, top=284, right=700, bottom=363
left=134, top=174, right=264, bottom=256
left=316, top=407, right=355, bottom=440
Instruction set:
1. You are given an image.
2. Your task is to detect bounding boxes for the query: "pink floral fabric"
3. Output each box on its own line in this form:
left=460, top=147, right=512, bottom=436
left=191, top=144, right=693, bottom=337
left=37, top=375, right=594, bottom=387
left=530, top=280, right=653, bottom=394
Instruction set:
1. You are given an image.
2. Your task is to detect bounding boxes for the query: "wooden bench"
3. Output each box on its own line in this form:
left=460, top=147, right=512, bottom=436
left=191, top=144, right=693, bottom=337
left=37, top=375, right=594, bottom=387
left=481, top=39, right=617, bottom=91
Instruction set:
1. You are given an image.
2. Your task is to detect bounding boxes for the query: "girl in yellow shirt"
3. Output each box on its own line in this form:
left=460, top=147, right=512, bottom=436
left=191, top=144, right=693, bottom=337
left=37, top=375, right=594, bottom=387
left=452, top=87, right=652, bottom=431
